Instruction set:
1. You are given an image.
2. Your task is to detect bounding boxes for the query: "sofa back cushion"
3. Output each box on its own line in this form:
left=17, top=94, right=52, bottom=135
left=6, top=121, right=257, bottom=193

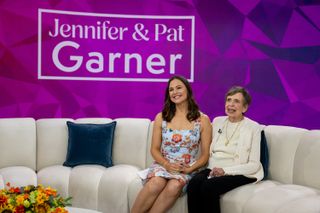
left=0, top=118, right=36, bottom=170
left=37, top=118, right=73, bottom=170
left=260, top=130, right=269, bottom=180
left=146, top=122, right=154, bottom=168
left=37, top=118, right=114, bottom=171
left=264, top=125, right=307, bottom=184
left=37, top=118, right=151, bottom=170
left=293, top=130, right=320, bottom=190
left=113, top=118, right=151, bottom=169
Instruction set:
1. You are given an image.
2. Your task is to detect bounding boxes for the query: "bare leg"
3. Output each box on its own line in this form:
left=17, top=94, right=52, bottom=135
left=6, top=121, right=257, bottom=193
left=149, top=179, right=184, bottom=213
left=131, top=177, right=167, bottom=213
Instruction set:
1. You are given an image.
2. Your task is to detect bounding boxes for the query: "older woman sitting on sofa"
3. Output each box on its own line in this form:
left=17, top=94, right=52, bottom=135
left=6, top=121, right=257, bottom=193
left=187, top=86, right=264, bottom=213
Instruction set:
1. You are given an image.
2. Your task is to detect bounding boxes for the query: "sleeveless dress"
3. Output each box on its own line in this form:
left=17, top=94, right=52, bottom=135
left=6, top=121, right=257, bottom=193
left=142, top=119, right=201, bottom=192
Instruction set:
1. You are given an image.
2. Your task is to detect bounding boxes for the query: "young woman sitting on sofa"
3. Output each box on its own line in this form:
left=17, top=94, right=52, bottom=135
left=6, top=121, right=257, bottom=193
left=187, top=86, right=264, bottom=213
left=131, top=75, right=212, bottom=213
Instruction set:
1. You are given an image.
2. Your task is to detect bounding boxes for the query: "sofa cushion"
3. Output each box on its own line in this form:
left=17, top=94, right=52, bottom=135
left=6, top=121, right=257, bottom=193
left=112, top=118, right=151, bottom=169
left=0, top=118, right=36, bottom=170
left=0, top=166, right=37, bottom=188
left=63, top=121, right=117, bottom=168
left=242, top=184, right=319, bottom=213
left=69, top=165, right=106, bottom=210
left=0, top=175, right=4, bottom=189
left=274, top=195, right=320, bottom=213
left=293, top=130, right=320, bottom=190
left=36, top=119, right=73, bottom=171
left=98, top=164, right=140, bottom=213
left=37, top=165, right=71, bottom=198
left=264, top=125, right=307, bottom=184
left=221, top=180, right=280, bottom=213
left=260, top=130, right=269, bottom=180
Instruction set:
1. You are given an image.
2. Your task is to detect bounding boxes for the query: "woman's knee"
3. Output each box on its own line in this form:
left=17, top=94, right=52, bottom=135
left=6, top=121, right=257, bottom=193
left=163, top=180, right=184, bottom=197
left=145, top=177, right=167, bottom=194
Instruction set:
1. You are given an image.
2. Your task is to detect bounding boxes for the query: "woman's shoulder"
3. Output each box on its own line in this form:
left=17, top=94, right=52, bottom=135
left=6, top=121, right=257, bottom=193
left=198, top=112, right=211, bottom=124
left=155, top=112, right=162, bottom=120
left=243, top=117, right=261, bottom=130
left=199, top=112, right=210, bottom=120
left=212, top=116, right=228, bottom=124
left=196, top=113, right=212, bottom=132
left=154, top=112, right=163, bottom=125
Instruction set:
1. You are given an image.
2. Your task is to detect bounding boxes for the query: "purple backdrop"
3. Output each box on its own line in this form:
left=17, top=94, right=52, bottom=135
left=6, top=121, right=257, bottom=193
left=0, top=0, right=319, bottom=129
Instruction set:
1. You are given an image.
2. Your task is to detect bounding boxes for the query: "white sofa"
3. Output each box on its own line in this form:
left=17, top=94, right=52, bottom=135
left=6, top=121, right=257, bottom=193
left=0, top=118, right=320, bottom=213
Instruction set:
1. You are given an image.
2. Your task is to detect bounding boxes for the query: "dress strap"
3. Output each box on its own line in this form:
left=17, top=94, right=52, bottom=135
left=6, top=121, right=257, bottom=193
left=162, top=120, right=167, bottom=129
left=193, top=117, right=201, bottom=132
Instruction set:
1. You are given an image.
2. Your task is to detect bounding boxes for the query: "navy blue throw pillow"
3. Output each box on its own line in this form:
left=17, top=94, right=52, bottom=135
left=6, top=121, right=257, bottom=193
left=63, top=121, right=117, bottom=168
left=260, top=130, right=269, bottom=180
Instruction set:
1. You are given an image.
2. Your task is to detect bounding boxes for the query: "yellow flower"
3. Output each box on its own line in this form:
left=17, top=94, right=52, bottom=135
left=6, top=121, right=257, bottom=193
left=36, top=192, right=49, bottom=205
left=0, top=203, right=15, bottom=212
left=0, top=207, right=13, bottom=212
left=15, top=195, right=25, bottom=206
left=35, top=203, right=50, bottom=213
left=23, top=200, right=30, bottom=208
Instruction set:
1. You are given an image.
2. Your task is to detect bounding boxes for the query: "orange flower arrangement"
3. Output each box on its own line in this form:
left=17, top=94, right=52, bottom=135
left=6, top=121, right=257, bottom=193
left=0, top=183, right=72, bottom=213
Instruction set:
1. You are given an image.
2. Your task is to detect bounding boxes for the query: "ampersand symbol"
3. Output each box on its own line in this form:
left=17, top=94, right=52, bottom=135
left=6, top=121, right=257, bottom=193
left=132, top=23, right=149, bottom=41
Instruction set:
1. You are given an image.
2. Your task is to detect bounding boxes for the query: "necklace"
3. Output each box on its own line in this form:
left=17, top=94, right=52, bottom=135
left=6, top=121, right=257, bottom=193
left=225, top=119, right=242, bottom=146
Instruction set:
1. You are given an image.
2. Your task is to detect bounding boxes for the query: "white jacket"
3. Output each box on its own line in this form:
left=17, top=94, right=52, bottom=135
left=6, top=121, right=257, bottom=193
left=208, top=116, right=264, bottom=181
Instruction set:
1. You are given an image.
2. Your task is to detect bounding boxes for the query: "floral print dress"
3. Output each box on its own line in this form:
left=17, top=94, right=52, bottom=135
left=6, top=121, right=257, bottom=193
left=145, top=119, right=201, bottom=191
